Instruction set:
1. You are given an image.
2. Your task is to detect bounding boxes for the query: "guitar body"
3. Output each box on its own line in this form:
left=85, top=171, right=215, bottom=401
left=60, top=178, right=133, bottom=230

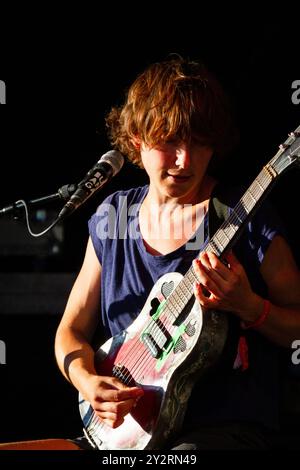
left=79, top=272, right=228, bottom=450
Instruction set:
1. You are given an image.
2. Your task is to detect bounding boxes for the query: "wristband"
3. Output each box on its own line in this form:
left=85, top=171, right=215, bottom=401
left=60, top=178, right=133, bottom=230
left=241, top=299, right=271, bottom=330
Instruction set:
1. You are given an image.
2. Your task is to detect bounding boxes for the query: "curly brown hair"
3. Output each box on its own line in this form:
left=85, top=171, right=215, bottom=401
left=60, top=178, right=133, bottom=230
left=105, top=56, right=238, bottom=169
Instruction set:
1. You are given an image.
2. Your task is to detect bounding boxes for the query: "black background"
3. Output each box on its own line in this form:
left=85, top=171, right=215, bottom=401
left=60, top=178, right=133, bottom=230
left=0, top=14, right=299, bottom=446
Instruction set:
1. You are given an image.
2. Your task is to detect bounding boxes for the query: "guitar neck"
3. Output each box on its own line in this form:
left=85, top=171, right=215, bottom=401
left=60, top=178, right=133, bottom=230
left=205, top=164, right=277, bottom=259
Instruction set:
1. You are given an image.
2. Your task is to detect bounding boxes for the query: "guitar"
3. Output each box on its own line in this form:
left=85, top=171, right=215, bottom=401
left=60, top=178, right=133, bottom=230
left=79, top=125, right=300, bottom=450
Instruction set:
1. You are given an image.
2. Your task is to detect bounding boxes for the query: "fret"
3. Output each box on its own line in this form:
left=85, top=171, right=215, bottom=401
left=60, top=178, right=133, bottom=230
left=162, top=304, right=177, bottom=321
left=221, top=229, right=230, bottom=241
left=245, top=188, right=256, bottom=205
left=166, top=293, right=181, bottom=317
left=255, top=177, right=265, bottom=192
left=180, top=276, right=194, bottom=298
left=180, top=279, right=193, bottom=300
left=257, top=169, right=273, bottom=187
left=206, top=238, right=222, bottom=257
left=187, top=267, right=197, bottom=285
left=240, top=199, right=251, bottom=215
left=230, top=211, right=243, bottom=227
left=172, top=291, right=186, bottom=311
left=214, top=231, right=227, bottom=249
left=222, top=223, right=236, bottom=239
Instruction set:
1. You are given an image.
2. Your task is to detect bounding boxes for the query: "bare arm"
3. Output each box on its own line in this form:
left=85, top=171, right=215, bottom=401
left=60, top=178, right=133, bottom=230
left=252, top=235, right=300, bottom=346
left=55, top=237, right=143, bottom=428
left=55, top=236, right=102, bottom=386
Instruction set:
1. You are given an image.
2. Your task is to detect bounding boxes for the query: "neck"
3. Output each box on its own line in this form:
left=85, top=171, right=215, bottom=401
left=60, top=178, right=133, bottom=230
left=146, top=176, right=217, bottom=208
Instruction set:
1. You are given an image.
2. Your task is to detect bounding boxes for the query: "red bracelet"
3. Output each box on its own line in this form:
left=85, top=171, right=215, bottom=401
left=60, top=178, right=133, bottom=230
left=241, top=299, right=271, bottom=330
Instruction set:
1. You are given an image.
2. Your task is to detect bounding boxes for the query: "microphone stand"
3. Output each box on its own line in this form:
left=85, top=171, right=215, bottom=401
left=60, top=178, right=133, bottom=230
left=0, top=184, right=77, bottom=219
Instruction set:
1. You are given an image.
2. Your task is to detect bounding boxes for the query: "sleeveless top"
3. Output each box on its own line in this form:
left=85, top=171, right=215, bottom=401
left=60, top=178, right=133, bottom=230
left=88, top=184, right=285, bottom=430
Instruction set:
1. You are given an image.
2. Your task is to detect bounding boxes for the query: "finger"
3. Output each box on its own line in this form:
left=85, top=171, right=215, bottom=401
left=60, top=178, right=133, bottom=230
left=95, top=397, right=138, bottom=415
left=192, top=259, right=223, bottom=297
left=204, top=252, right=232, bottom=281
left=100, top=386, right=144, bottom=403
left=95, top=411, right=125, bottom=429
left=194, top=255, right=228, bottom=283
left=193, top=282, right=219, bottom=308
left=103, top=375, right=132, bottom=390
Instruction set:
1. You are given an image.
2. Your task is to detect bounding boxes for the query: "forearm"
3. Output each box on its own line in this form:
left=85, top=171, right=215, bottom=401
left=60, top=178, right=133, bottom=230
left=239, top=294, right=300, bottom=348
left=55, top=326, right=98, bottom=392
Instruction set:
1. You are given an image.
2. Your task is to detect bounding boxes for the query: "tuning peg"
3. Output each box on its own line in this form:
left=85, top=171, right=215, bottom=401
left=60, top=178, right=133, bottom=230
left=289, top=131, right=300, bottom=139
left=279, top=144, right=289, bottom=150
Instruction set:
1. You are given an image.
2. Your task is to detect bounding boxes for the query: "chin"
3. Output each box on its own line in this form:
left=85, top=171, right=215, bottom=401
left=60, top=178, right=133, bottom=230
left=164, top=185, right=192, bottom=199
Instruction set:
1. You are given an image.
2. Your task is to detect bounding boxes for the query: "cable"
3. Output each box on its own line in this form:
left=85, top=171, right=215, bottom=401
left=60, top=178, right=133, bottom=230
left=14, top=200, right=60, bottom=237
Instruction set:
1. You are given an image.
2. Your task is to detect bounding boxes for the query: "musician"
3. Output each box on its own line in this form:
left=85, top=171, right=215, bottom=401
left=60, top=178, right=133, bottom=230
left=1, top=55, right=299, bottom=450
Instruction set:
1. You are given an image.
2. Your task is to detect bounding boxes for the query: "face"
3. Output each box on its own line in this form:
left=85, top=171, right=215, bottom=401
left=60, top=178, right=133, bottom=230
left=140, top=140, right=214, bottom=203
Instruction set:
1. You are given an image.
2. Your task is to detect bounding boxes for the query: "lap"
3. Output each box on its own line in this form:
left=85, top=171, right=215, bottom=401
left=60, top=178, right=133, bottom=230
left=170, top=422, right=273, bottom=450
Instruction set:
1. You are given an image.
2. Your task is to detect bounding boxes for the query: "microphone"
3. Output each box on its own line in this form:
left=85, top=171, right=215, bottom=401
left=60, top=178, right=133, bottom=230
left=58, top=150, right=124, bottom=220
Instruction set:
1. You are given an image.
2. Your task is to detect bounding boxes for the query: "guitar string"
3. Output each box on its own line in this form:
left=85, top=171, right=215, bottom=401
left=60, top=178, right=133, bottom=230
left=120, top=259, right=202, bottom=380
left=117, top=307, right=178, bottom=385
left=111, top=281, right=194, bottom=385
left=118, top=304, right=177, bottom=375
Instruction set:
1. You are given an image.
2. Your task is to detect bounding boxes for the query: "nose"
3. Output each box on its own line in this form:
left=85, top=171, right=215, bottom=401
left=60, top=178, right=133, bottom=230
left=175, top=145, right=191, bottom=169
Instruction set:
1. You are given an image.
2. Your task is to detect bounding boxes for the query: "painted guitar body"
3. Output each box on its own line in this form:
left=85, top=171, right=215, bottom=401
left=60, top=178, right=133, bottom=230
left=79, top=272, right=228, bottom=450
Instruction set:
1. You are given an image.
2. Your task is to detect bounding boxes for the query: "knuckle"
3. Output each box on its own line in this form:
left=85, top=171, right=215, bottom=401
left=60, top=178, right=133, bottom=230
left=90, top=397, right=100, bottom=410
left=112, top=390, right=121, bottom=401
left=202, top=278, right=211, bottom=288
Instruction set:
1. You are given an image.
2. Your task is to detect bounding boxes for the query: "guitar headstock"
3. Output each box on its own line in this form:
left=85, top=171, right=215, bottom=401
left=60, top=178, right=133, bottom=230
left=271, top=124, right=300, bottom=174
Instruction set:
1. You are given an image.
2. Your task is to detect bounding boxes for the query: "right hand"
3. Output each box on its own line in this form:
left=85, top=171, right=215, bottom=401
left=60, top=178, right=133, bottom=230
left=81, top=375, right=144, bottom=428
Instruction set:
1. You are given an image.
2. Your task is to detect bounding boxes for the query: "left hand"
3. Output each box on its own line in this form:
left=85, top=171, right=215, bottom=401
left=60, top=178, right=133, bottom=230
left=192, top=251, right=260, bottom=320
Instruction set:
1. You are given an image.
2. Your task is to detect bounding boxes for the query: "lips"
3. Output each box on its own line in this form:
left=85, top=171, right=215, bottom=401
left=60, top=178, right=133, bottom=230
left=166, top=172, right=192, bottom=178
left=166, top=173, right=192, bottom=184
left=167, top=173, right=191, bottom=181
